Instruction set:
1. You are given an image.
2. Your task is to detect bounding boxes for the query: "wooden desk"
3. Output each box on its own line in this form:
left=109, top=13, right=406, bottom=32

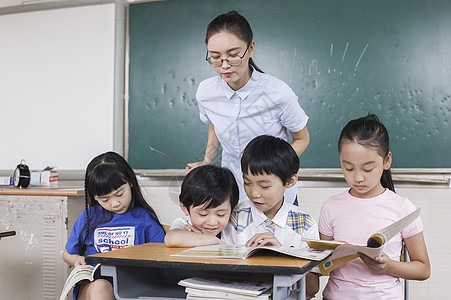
left=0, top=230, right=15, bottom=239
left=0, top=187, right=84, bottom=196
left=87, top=243, right=318, bottom=300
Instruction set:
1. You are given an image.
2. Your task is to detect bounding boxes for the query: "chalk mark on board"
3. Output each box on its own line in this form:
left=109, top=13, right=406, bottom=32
left=330, top=43, right=334, bottom=58
left=289, top=47, right=297, bottom=83
left=341, top=42, right=349, bottom=63
left=355, top=43, right=369, bottom=69
left=309, top=59, right=321, bottom=76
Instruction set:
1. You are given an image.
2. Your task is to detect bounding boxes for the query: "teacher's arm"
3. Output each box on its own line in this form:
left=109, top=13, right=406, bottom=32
left=187, top=124, right=221, bottom=172
left=290, top=126, right=310, bottom=156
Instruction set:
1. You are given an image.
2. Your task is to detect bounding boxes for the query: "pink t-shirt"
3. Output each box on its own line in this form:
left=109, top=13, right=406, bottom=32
left=318, top=189, right=423, bottom=300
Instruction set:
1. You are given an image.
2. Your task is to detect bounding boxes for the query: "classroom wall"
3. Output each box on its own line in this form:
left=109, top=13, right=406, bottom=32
left=0, top=0, right=124, bottom=171
left=140, top=178, right=450, bottom=300
left=1, top=1, right=449, bottom=298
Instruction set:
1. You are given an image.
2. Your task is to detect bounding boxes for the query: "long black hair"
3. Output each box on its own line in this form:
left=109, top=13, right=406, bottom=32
left=78, top=151, right=163, bottom=254
left=338, top=113, right=395, bottom=192
left=206, top=10, right=263, bottom=73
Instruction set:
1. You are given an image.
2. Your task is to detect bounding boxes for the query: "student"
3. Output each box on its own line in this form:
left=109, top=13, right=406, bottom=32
left=222, top=135, right=319, bottom=297
left=63, top=152, right=165, bottom=300
left=318, top=114, right=431, bottom=300
left=188, top=10, right=310, bottom=204
left=165, top=165, right=239, bottom=247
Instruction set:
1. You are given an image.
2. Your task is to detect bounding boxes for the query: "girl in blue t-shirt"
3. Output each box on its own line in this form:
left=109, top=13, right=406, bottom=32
left=63, top=151, right=165, bottom=300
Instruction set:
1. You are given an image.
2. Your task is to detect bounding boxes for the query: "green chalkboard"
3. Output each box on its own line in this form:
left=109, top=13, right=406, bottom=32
left=128, top=0, right=451, bottom=169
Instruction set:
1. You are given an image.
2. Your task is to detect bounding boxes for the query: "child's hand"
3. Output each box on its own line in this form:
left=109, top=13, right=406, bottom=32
left=74, top=256, right=87, bottom=267
left=246, top=233, right=282, bottom=247
left=184, top=224, right=202, bottom=233
left=358, top=252, right=393, bottom=274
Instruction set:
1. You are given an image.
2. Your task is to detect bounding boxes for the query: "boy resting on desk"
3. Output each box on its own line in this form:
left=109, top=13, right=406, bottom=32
left=221, top=135, right=320, bottom=297
left=165, top=165, right=239, bottom=247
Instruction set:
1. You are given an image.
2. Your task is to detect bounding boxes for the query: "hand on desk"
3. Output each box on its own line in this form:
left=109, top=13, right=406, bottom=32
left=246, top=232, right=282, bottom=247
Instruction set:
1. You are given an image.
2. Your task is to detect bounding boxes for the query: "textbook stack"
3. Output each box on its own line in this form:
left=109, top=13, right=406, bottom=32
left=178, top=273, right=272, bottom=300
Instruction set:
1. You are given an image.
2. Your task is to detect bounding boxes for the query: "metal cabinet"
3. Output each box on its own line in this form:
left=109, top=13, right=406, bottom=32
left=0, top=193, right=84, bottom=300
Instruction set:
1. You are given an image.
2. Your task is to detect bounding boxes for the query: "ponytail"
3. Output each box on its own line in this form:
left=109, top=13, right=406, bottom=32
left=249, top=58, right=263, bottom=73
left=381, top=169, right=395, bottom=192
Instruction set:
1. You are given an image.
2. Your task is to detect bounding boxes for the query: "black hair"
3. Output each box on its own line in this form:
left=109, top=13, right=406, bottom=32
left=241, top=135, right=299, bottom=185
left=179, top=165, right=239, bottom=212
left=206, top=10, right=264, bottom=73
left=338, top=113, right=395, bottom=192
left=78, top=151, right=164, bottom=255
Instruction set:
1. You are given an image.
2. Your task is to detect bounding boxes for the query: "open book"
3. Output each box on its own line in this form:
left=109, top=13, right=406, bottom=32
left=59, top=263, right=100, bottom=300
left=305, top=208, right=420, bottom=275
left=179, top=272, right=272, bottom=299
left=171, top=244, right=332, bottom=261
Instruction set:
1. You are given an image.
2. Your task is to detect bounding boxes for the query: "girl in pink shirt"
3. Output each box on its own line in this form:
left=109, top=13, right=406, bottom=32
left=318, top=114, right=430, bottom=300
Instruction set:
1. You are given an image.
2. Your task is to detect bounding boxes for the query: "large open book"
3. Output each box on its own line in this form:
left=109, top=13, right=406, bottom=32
left=305, top=208, right=420, bottom=275
left=171, top=244, right=332, bottom=261
left=59, top=263, right=100, bottom=300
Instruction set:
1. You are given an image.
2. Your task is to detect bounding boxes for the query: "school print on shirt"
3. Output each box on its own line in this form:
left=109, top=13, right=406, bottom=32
left=94, top=226, right=135, bottom=253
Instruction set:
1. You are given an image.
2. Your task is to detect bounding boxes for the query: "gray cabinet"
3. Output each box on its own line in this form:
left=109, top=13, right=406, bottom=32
left=0, top=192, right=84, bottom=300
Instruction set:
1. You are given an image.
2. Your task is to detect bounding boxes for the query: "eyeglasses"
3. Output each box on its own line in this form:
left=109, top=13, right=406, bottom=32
left=206, top=45, right=250, bottom=68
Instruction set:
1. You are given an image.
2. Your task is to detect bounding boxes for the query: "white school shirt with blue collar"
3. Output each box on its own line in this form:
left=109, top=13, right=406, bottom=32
left=221, top=200, right=319, bottom=247
left=196, top=69, right=309, bottom=203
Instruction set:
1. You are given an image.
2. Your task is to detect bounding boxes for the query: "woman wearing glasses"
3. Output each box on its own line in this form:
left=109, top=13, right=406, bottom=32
left=188, top=11, right=310, bottom=204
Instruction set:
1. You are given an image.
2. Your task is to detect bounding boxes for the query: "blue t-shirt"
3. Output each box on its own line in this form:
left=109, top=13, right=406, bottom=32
left=66, top=206, right=165, bottom=256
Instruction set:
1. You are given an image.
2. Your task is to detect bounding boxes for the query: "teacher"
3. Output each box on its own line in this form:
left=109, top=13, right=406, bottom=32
left=188, top=11, right=310, bottom=204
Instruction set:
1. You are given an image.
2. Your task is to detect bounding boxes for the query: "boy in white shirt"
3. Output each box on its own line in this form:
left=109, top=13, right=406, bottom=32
left=221, top=135, right=319, bottom=297
left=165, top=165, right=239, bottom=247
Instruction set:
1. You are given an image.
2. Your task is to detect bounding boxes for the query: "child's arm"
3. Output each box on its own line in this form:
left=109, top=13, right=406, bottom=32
left=319, top=232, right=334, bottom=241
left=164, top=229, right=224, bottom=247
left=306, top=272, right=320, bottom=298
left=62, top=248, right=86, bottom=267
left=359, top=232, right=431, bottom=280
left=245, top=232, right=282, bottom=247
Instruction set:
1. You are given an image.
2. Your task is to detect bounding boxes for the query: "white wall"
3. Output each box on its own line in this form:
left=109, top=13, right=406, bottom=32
left=0, top=3, right=116, bottom=170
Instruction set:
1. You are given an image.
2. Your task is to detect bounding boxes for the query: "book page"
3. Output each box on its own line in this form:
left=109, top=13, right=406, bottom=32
left=185, top=287, right=272, bottom=300
left=171, top=244, right=331, bottom=261
left=179, top=272, right=272, bottom=296
left=373, top=208, right=420, bottom=242
left=248, top=246, right=332, bottom=261
left=59, top=264, right=100, bottom=300
left=171, top=245, right=249, bottom=259
left=303, top=238, right=348, bottom=250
